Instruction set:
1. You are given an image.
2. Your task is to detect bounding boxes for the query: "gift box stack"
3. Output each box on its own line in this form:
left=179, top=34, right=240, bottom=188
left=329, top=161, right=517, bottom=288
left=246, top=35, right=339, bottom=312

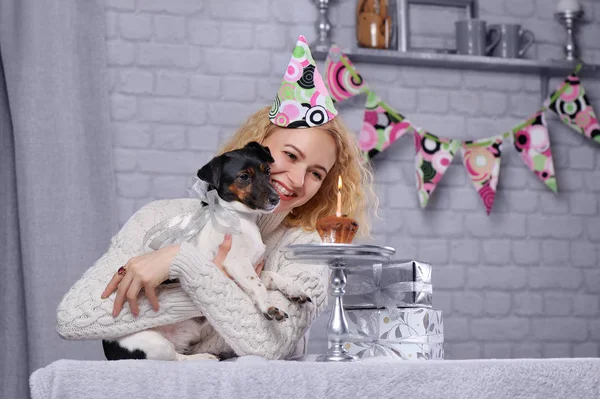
left=343, top=260, right=444, bottom=360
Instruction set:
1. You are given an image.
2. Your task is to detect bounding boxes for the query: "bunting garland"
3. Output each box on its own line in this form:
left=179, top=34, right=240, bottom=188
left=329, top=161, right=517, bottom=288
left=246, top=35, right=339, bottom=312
left=414, top=130, right=460, bottom=208
left=324, top=47, right=597, bottom=214
left=359, top=91, right=415, bottom=161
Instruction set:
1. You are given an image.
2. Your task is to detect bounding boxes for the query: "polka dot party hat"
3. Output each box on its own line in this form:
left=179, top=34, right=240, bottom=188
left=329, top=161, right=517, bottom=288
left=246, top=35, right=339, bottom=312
left=269, top=35, right=338, bottom=128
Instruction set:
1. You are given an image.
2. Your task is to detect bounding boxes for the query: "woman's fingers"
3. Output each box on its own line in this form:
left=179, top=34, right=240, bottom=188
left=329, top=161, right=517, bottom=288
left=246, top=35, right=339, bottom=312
left=126, top=279, right=143, bottom=317
left=213, top=234, right=232, bottom=268
left=144, top=284, right=160, bottom=312
left=255, top=260, right=265, bottom=277
left=101, top=271, right=123, bottom=299
left=113, top=273, right=133, bottom=317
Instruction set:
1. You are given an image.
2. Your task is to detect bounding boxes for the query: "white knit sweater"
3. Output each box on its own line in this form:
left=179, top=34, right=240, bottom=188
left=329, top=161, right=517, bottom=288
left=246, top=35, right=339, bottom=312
left=56, top=199, right=329, bottom=360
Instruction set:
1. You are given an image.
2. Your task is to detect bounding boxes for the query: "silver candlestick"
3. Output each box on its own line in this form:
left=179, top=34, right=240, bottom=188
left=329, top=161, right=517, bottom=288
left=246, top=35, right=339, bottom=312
left=312, top=0, right=335, bottom=53
left=283, top=243, right=395, bottom=362
left=555, top=9, right=585, bottom=61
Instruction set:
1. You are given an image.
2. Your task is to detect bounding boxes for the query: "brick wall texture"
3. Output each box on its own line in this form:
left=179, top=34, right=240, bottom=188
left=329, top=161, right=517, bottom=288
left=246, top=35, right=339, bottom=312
left=105, top=0, right=600, bottom=359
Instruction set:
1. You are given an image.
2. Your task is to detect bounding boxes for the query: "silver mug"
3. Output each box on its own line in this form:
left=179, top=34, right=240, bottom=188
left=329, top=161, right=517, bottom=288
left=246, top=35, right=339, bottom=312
left=489, top=23, right=535, bottom=58
left=455, top=19, right=501, bottom=56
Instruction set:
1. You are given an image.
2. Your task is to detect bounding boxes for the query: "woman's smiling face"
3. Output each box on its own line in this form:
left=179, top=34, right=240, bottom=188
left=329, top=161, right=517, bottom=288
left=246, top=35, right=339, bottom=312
left=262, top=126, right=337, bottom=214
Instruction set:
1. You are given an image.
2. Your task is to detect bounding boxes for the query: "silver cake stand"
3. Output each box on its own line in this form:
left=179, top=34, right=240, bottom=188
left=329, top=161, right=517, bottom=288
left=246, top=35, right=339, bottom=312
left=283, top=243, right=395, bottom=362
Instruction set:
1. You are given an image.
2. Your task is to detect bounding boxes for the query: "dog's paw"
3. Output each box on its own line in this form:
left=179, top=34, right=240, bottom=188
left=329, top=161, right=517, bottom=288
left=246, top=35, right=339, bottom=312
left=264, top=306, right=289, bottom=321
left=176, top=353, right=220, bottom=361
left=289, top=295, right=312, bottom=304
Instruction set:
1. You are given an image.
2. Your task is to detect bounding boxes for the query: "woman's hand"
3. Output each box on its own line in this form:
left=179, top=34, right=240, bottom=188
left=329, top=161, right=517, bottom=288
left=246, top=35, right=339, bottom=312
left=213, top=234, right=265, bottom=278
left=101, top=244, right=180, bottom=317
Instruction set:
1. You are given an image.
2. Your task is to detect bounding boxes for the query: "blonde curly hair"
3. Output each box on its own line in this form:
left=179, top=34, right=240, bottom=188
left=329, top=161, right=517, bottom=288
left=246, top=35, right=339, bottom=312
left=217, top=107, right=378, bottom=238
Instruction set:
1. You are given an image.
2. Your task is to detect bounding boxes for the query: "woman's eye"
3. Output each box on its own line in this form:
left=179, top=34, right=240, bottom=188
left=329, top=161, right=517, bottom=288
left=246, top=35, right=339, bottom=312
left=311, top=171, right=323, bottom=180
left=285, top=151, right=297, bottom=161
left=238, top=173, right=250, bottom=181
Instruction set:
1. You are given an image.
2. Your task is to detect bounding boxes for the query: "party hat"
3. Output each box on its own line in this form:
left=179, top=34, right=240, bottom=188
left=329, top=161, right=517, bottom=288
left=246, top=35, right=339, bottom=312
left=269, top=35, right=338, bottom=128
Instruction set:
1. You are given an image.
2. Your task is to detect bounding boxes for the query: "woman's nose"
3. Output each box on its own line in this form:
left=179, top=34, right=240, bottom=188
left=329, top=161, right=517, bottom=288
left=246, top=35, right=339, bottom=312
left=288, top=166, right=305, bottom=188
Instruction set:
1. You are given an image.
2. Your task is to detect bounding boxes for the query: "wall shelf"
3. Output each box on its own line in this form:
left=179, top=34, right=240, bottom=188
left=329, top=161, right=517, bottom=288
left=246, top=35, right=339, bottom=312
left=314, top=48, right=599, bottom=76
left=313, top=48, right=600, bottom=98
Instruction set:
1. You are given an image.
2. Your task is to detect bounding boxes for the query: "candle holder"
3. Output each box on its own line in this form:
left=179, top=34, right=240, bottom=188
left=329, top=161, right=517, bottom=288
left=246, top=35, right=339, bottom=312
left=312, top=0, right=335, bottom=53
left=283, top=243, right=395, bottom=362
left=554, top=8, right=585, bottom=61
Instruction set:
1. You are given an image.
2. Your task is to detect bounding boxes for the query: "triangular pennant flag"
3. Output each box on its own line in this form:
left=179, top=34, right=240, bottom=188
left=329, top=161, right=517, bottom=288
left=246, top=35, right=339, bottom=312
left=414, top=130, right=461, bottom=208
left=513, top=110, right=558, bottom=192
left=325, top=45, right=368, bottom=103
left=359, top=90, right=414, bottom=161
left=270, top=35, right=337, bottom=128
left=547, top=74, right=600, bottom=144
left=461, top=135, right=504, bottom=215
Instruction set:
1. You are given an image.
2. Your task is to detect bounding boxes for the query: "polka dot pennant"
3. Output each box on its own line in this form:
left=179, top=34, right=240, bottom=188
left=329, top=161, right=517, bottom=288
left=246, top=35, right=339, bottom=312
left=513, top=110, right=557, bottom=193
left=359, top=91, right=415, bottom=162
left=547, top=74, right=600, bottom=144
left=325, top=45, right=369, bottom=103
left=414, top=130, right=461, bottom=208
left=461, top=135, right=504, bottom=215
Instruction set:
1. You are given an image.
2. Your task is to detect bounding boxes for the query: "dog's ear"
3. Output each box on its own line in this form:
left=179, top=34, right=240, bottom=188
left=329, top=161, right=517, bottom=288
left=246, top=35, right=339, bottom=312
left=197, top=156, right=223, bottom=189
left=245, top=141, right=274, bottom=163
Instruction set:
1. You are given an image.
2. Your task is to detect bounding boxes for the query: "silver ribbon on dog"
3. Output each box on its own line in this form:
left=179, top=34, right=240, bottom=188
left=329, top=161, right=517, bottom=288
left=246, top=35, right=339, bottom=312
left=346, top=310, right=443, bottom=359
left=143, top=177, right=242, bottom=250
left=344, top=262, right=433, bottom=318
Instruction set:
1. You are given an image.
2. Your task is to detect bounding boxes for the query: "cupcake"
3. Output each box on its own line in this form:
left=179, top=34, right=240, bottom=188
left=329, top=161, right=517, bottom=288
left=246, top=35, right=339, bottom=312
left=316, top=215, right=359, bottom=244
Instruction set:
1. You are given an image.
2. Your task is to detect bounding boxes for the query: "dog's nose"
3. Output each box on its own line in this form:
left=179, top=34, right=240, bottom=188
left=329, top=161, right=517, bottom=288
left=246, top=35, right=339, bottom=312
left=268, top=194, right=280, bottom=206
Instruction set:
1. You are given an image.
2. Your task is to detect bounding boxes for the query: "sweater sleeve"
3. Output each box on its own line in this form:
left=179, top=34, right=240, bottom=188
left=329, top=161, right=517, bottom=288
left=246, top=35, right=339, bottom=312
left=169, top=228, right=329, bottom=360
left=55, top=199, right=204, bottom=341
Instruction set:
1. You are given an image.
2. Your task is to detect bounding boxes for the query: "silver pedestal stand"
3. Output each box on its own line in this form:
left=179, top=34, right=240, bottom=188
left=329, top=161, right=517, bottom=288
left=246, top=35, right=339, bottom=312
left=283, top=243, right=395, bottom=362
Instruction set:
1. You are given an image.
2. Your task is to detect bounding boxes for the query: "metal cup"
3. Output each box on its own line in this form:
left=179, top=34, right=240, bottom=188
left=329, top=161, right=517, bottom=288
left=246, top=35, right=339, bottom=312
left=489, top=23, right=536, bottom=58
left=455, top=19, right=501, bottom=56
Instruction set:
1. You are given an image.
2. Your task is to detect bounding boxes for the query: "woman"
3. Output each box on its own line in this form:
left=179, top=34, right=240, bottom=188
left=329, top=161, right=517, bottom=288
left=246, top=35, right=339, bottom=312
left=55, top=36, right=377, bottom=360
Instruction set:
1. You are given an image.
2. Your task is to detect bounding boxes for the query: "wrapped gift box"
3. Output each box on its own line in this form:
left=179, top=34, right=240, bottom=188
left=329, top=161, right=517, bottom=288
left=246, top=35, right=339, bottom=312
left=344, top=260, right=432, bottom=310
left=344, top=307, right=443, bottom=360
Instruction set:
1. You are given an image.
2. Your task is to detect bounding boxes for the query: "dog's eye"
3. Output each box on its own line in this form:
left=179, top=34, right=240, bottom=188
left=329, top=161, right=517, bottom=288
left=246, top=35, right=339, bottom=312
left=238, top=173, right=250, bottom=181
left=265, top=167, right=271, bottom=175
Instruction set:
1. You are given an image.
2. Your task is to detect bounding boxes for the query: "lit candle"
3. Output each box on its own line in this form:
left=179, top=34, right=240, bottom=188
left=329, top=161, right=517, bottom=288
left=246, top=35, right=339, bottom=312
left=336, top=175, right=342, bottom=217
left=556, top=0, right=581, bottom=13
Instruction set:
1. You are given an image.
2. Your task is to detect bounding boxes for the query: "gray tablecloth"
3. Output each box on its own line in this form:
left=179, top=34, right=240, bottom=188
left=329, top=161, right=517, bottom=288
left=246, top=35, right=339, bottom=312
left=30, top=356, right=600, bottom=399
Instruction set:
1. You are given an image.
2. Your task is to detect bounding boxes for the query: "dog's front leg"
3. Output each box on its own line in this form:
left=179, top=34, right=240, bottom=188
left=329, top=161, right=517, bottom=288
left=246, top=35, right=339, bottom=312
left=261, top=271, right=312, bottom=304
left=223, top=252, right=288, bottom=322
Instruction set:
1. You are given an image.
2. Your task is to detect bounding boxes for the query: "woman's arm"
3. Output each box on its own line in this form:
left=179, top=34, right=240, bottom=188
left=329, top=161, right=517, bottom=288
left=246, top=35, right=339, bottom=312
left=170, top=228, right=328, bottom=360
left=56, top=199, right=203, bottom=340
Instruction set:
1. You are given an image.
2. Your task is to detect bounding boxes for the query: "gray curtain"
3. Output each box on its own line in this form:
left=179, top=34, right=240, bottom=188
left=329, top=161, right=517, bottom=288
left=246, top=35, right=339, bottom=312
left=0, top=1, right=117, bottom=397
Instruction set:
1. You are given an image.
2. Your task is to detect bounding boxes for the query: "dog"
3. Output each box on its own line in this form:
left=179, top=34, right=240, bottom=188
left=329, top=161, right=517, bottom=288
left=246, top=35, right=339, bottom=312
left=102, top=142, right=311, bottom=361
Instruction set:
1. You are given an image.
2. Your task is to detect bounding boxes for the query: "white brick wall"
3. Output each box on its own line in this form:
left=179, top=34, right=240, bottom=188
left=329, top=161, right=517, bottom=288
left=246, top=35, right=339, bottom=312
left=106, top=0, right=600, bottom=360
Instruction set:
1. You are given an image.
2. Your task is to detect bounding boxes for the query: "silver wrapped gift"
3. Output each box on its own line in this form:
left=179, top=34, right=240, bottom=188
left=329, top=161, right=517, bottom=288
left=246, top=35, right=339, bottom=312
left=344, top=260, right=433, bottom=315
left=345, top=307, right=444, bottom=360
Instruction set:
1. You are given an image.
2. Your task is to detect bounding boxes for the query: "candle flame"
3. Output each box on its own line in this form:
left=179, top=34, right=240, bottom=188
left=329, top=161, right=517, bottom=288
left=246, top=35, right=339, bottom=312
left=338, top=175, right=342, bottom=191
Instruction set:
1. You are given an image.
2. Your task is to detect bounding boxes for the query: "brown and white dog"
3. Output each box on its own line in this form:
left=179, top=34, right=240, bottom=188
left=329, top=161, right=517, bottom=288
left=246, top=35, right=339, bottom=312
left=102, top=142, right=311, bottom=361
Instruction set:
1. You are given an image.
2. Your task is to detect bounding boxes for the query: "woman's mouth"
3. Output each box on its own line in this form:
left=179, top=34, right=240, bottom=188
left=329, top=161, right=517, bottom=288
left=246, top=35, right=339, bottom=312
left=272, top=180, right=297, bottom=201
